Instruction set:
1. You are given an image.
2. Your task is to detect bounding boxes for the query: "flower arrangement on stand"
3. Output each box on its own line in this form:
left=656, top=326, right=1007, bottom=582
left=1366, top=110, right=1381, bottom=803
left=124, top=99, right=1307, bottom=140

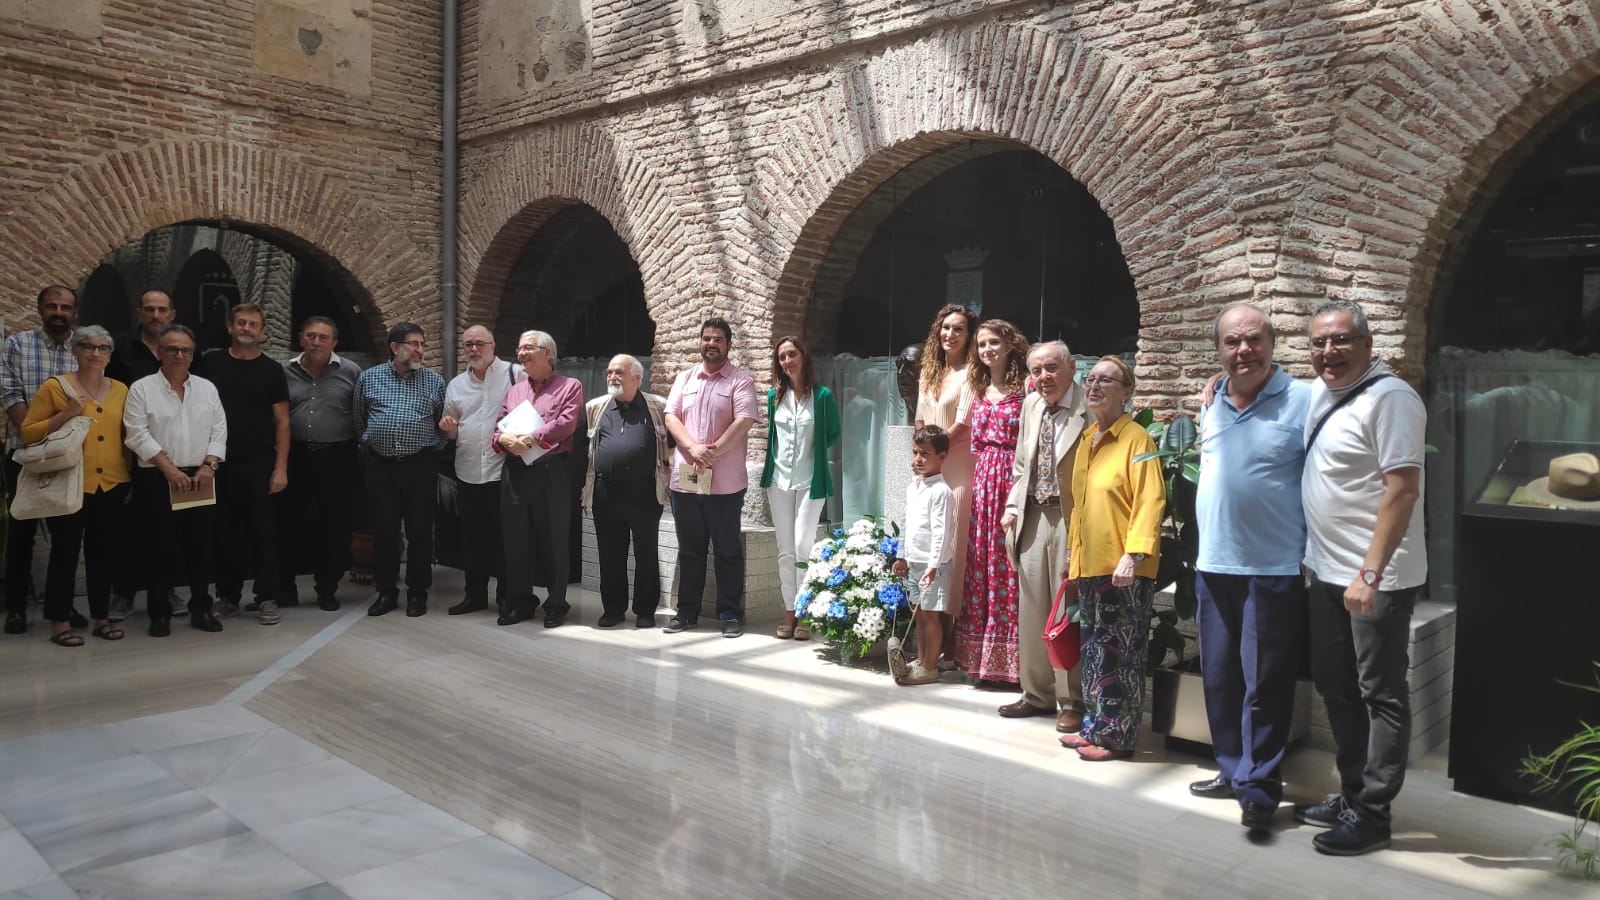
left=794, top=516, right=913, bottom=666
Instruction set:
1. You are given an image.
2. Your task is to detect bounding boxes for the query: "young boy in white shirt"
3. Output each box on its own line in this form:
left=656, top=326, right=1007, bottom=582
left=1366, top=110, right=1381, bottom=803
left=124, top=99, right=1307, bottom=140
left=893, top=425, right=957, bottom=685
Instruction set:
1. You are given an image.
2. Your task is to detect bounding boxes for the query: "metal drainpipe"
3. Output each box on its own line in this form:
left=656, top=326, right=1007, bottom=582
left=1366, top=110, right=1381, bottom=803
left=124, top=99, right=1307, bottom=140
left=441, top=0, right=459, bottom=375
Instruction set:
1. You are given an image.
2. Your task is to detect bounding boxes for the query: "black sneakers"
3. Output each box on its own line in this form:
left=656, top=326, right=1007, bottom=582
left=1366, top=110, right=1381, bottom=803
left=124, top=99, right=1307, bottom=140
left=1293, top=793, right=1350, bottom=828
left=663, top=617, right=696, bottom=633
left=1313, top=808, right=1391, bottom=856
left=721, top=618, right=743, bottom=638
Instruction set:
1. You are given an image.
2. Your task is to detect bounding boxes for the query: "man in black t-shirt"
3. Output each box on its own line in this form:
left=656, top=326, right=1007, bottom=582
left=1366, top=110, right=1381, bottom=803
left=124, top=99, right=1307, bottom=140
left=198, top=302, right=291, bottom=625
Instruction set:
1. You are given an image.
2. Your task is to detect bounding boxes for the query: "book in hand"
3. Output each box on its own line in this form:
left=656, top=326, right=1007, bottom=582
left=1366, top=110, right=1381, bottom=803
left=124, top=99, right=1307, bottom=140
left=170, top=477, right=216, bottom=510
left=677, top=464, right=713, bottom=495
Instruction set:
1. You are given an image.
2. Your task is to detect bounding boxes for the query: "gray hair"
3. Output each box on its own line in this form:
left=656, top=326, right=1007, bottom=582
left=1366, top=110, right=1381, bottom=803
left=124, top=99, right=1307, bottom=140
left=160, top=323, right=197, bottom=345
left=70, top=325, right=113, bottom=353
left=610, top=353, right=643, bottom=378
left=1026, top=340, right=1072, bottom=367
left=301, top=316, right=340, bottom=340
left=1310, top=300, right=1370, bottom=338
left=519, top=329, right=558, bottom=364
left=1211, top=303, right=1275, bottom=345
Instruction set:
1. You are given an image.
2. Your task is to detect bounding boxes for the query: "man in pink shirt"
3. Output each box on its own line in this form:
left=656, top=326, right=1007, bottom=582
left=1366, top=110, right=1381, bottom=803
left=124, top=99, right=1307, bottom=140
left=663, top=317, right=758, bottom=637
left=494, top=329, right=584, bottom=628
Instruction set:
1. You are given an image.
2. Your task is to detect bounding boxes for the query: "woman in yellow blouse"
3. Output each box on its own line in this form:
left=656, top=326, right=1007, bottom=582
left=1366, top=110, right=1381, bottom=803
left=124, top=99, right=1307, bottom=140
left=21, top=325, right=132, bottom=645
left=1060, top=355, right=1165, bottom=761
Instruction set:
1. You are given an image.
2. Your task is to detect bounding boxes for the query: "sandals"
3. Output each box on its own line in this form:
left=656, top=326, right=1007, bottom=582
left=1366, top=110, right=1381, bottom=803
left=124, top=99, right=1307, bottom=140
left=50, top=630, right=85, bottom=647
left=793, top=624, right=811, bottom=641
left=92, top=623, right=125, bottom=641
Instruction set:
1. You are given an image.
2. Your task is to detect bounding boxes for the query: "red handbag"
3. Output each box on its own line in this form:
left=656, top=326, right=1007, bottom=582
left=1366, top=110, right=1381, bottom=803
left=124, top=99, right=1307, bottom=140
left=1044, top=576, right=1082, bottom=671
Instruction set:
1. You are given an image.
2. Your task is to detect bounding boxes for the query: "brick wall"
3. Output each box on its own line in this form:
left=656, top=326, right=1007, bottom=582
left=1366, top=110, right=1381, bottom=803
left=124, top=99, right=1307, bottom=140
left=460, top=0, right=1600, bottom=408
left=0, top=0, right=441, bottom=356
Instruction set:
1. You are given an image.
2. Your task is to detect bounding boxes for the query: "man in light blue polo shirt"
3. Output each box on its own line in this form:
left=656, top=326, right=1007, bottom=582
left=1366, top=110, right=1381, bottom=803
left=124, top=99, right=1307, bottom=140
left=1188, top=303, right=1311, bottom=834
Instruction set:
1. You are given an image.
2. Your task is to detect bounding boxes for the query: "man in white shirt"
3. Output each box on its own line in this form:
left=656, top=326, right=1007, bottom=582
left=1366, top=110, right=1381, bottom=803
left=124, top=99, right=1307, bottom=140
left=123, top=325, right=228, bottom=636
left=1294, top=300, right=1426, bottom=857
left=439, top=325, right=519, bottom=615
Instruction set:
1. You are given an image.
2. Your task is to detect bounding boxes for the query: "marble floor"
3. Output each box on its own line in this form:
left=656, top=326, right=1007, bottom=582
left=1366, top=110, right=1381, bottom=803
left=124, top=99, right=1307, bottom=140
left=0, top=570, right=1592, bottom=899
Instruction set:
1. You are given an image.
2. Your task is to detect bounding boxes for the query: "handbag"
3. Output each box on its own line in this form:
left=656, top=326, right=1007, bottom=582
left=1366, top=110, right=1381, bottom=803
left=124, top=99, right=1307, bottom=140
left=10, top=462, right=83, bottom=519
left=1044, top=575, right=1082, bottom=671
left=11, top=414, right=91, bottom=472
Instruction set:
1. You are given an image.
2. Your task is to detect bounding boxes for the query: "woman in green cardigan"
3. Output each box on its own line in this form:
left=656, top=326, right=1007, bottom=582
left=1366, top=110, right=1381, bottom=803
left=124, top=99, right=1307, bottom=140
left=761, top=335, right=841, bottom=640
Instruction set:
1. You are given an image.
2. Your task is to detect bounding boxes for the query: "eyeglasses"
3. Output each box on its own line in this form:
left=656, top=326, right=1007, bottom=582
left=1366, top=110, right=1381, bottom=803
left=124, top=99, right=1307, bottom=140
left=462, top=340, right=491, bottom=350
left=79, top=344, right=113, bottom=355
left=398, top=340, right=425, bottom=349
left=160, top=346, right=194, bottom=356
left=1083, top=375, right=1127, bottom=387
left=1309, top=334, right=1360, bottom=351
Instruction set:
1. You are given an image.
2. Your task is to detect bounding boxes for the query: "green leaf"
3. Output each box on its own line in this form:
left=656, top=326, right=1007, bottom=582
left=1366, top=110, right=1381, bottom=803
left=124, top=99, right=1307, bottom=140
left=1132, top=449, right=1168, bottom=463
left=1181, top=461, right=1200, bottom=485
left=1160, top=414, right=1197, bottom=455
left=1133, top=407, right=1155, bottom=427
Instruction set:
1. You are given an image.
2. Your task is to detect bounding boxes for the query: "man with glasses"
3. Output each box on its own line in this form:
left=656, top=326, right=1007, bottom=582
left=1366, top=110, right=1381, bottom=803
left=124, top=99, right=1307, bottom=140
left=2, top=285, right=80, bottom=635
left=1188, top=304, right=1312, bottom=835
left=998, top=340, right=1090, bottom=728
left=1294, top=299, right=1426, bottom=856
left=354, top=322, right=445, bottom=618
left=106, top=289, right=176, bottom=621
left=439, top=324, right=519, bottom=616
left=197, top=303, right=290, bottom=625
left=278, top=316, right=361, bottom=611
left=123, top=324, right=228, bottom=636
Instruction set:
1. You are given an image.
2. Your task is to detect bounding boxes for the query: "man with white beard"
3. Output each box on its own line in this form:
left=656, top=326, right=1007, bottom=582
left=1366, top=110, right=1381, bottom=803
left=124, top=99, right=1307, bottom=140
left=580, top=354, right=670, bottom=628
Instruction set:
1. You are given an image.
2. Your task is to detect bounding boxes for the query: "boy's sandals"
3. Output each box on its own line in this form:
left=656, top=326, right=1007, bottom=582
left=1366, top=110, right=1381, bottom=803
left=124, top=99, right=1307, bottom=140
left=50, top=630, right=84, bottom=647
left=92, top=623, right=125, bottom=641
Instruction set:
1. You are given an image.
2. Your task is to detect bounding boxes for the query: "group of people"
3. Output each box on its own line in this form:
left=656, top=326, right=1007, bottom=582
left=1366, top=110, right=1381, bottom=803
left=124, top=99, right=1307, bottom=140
left=881, top=299, right=1426, bottom=858
left=3, top=285, right=1424, bottom=857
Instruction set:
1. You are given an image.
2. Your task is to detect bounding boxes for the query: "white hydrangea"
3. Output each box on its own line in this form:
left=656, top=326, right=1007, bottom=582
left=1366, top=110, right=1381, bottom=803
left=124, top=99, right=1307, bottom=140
left=844, top=532, right=876, bottom=553
left=852, top=605, right=886, bottom=641
left=809, top=539, right=834, bottom=562
left=849, top=518, right=876, bottom=537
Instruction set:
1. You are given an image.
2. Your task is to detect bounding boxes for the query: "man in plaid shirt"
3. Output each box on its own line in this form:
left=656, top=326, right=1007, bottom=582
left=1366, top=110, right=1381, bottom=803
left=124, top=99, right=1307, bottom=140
left=3, top=285, right=80, bottom=634
left=354, top=321, right=446, bottom=618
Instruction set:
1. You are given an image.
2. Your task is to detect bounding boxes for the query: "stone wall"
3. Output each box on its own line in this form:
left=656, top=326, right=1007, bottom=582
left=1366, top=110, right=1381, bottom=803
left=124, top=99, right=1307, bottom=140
left=0, top=0, right=440, bottom=357
left=459, top=0, right=1600, bottom=405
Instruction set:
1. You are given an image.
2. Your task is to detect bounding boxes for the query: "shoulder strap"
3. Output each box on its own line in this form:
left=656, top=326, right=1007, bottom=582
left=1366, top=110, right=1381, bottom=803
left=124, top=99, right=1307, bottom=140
left=1306, top=373, right=1391, bottom=452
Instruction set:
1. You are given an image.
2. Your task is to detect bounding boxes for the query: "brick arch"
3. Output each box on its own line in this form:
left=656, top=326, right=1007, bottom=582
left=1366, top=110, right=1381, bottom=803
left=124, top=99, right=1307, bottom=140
left=1278, top=0, right=1600, bottom=373
left=458, top=121, right=697, bottom=348
left=734, top=22, right=1252, bottom=407
left=0, top=139, right=426, bottom=348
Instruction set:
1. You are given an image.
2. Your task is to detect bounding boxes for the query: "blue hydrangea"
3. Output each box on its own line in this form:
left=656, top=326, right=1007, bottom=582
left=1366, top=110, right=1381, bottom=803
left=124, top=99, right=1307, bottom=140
left=877, top=583, right=905, bottom=607
left=828, top=601, right=848, bottom=620
left=877, top=536, right=900, bottom=556
left=819, top=545, right=836, bottom=561
left=796, top=591, right=813, bottom=610
left=832, top=527, right=846, bottom=538
left=826, top=568, right=848, bottom=587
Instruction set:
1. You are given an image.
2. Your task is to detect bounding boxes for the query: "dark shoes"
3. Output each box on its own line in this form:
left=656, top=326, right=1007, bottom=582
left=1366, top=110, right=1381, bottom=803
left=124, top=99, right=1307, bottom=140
left=497, top=607, right=532, bottom=626
left=721, top=618, right=743, bottom=638
left=1312, top=809, right=1391, bottom=856
left=543, top=606, right=568, bottom=628
left=368, top=594, right=399, bottom=617
left=636, top=614, right=655, bottom=629
left=1293, top=793, right=1350, bottom=828
left=4, top=610, right=26, bottom=634
left=317, top=590, right=341, bottom=612
left=190, top=611, right=224, bottom=633
left=1189, top=776, right=1234, bottom=800
left=148, top=618, right=172, bottom=638
left=1055, top=709, right=1084, bottom=734
left=997, top=699, right=1054, bottom=718
left=663, top=617, right=695, bottom=633
left=1241, top=802, right=1274, bottom=833
left=596, top=613, right=624, bottom=629
left=448, top=600, right=487, bottom=616
left=405, top=593, right=428, bottom=617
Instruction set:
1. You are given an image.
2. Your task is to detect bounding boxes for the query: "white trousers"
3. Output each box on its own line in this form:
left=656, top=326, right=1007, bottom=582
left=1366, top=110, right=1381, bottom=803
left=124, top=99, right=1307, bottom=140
left=768, top=487, right=827, bottom=611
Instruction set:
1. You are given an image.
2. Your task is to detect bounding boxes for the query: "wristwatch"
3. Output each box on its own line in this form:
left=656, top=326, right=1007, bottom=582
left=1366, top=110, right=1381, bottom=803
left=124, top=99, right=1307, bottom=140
left=1129, top=552, right=1147, bottom=563
left=1359, top=568, right=1380, bottom=587
left=205, top=460, right=220, bottom=471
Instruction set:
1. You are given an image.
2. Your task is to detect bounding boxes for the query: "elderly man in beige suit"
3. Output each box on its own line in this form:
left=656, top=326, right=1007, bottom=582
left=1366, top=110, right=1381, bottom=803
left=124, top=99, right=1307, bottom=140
left=999, top=340, right=1090, bottom=731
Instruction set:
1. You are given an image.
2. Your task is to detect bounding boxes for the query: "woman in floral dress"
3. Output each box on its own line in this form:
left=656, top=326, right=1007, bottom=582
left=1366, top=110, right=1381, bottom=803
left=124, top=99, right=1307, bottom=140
left=955, top=319, right=1031, bottom=684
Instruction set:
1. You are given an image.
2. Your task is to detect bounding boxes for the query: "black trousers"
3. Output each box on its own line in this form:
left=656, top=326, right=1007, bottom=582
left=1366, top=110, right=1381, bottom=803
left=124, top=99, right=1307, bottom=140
left=592, top=478, right=662, bottom=619
left=137, top=467, right=215, bottom=620
left=501, top=453, right=573, bottom=614
left=278, top=441, right=358, bottom=594
left=215, top=457, right=279, bottom=603
left=363, top=450, right=436, bottom=596
left=670, top=489, right=745, bottom=622
left=457, top=479, right=507, bottom=604
left=4, top=458, right=40, bottom=615
left=1308, top=577, right=1416, bottom=824
left=44, top=483, right=130, bottom=623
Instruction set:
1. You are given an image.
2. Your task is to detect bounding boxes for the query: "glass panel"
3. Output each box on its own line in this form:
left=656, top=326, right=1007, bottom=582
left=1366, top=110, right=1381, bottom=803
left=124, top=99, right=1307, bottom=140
left=814, top=354, right=908, bottom=525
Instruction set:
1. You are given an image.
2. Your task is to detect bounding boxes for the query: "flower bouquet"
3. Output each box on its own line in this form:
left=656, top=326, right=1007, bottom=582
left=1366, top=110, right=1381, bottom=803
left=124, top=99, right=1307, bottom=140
left=794, top=516, right=913, bottom=666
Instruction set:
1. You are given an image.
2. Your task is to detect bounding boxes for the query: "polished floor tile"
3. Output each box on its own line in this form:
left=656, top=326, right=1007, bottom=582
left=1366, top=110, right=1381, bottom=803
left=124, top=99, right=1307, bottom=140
left=332, top=835, right=586, bottom=900
left=258, top=793, right=484, bottom=881
left=0, top=829, right=53, bottom=894
left=0, top=876, right=76, bottom=900
left=199, top=758, right=404, bottom=832
left=147, top=727, right=335, bottom=789
left=64, top=832, right=322, bottom=899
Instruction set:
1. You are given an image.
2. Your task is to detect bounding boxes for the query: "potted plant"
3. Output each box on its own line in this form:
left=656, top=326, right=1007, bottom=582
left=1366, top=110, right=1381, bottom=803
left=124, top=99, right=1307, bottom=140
left=1519, top=662, right=1600, bottom=881
left=795, top=516, right=914, bottom=666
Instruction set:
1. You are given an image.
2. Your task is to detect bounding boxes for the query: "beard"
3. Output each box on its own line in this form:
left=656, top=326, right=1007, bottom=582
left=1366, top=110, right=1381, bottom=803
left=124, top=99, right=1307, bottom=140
left=606, top=384, right=623, bottom=398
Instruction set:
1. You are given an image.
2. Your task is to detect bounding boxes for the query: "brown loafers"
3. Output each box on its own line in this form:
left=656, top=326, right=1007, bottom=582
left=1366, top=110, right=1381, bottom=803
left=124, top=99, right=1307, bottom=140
left=997, top=699, right=1054, bottom=718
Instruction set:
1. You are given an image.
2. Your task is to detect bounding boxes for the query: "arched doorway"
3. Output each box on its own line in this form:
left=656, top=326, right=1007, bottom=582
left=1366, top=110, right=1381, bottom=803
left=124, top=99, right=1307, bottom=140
left=173, top=249, right=239, bottom=353
left=1425, top=86, right=1600, bottom=602
left=78, top=264, right=132, bottom=336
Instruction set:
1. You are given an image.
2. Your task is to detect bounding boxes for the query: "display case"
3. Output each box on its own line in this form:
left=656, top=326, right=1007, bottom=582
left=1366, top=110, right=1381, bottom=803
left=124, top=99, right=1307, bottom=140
left=1450, top=440, right=1600, bottom=814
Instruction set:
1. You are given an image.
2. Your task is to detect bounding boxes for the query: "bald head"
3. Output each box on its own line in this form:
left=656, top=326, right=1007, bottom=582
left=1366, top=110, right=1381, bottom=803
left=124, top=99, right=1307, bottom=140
left=1214, top=303, right=1275, bottom=395
left=461, top=324, right=495, bottom=375
left=606, top=354, right=644, bottom=402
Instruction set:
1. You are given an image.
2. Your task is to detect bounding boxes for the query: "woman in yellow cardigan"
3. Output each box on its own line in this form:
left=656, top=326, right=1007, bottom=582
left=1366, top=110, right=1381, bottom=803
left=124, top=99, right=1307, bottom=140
left=21, top=325, right=132, bottom=646
left=1060, top=356, right=1166, bottom=761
